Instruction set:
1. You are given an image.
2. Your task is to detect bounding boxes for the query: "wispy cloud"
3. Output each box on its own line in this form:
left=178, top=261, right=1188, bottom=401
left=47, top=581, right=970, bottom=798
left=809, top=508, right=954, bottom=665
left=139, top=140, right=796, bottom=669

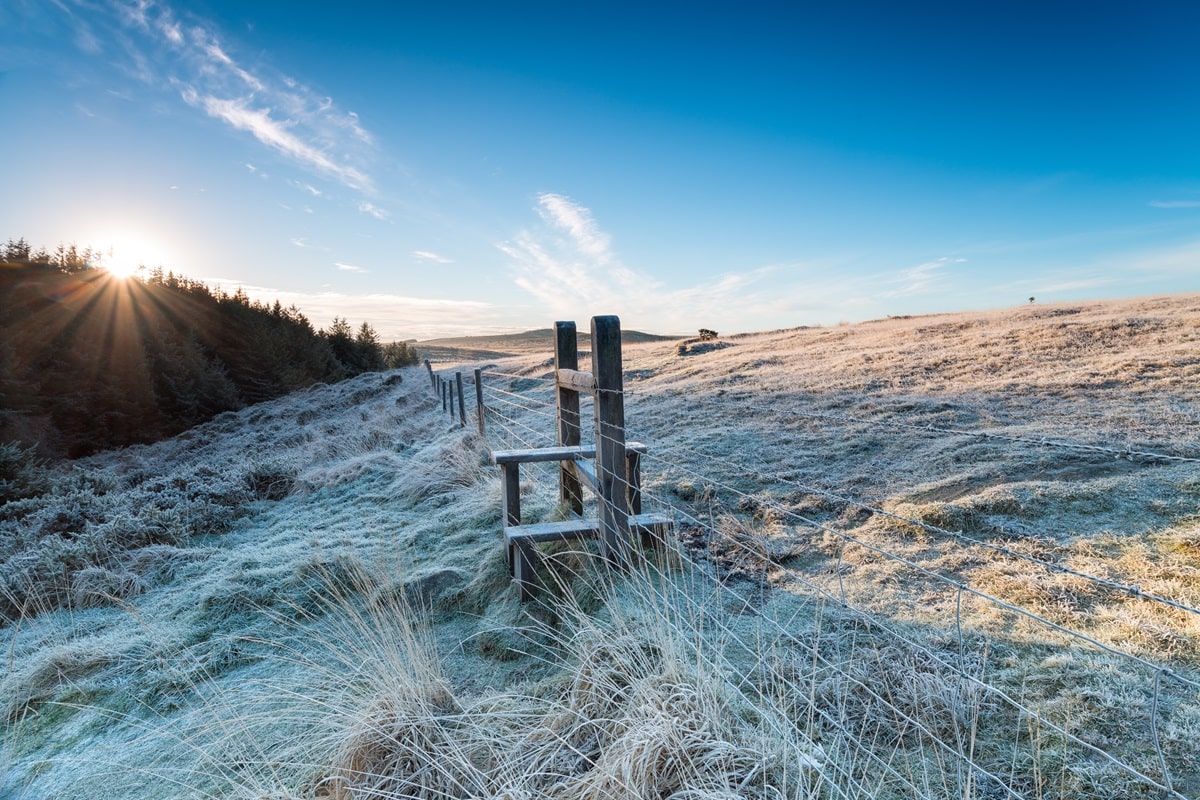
left=68, top=1, right=379, bottom=194
left=1149, top=200, right=1200, bottom=209
left=1034, top=277, right=1115, bottom=293
left=181, top=89, right=372, bottom=191
left=199, top=282, right=508, bottom=340
left=334, top=262, right=367, bottom=273
left=874, top=257, right=965, bottom=298
left=498, top=193, right=854, bottom=334
left=1126, top=238, right=1200, bottom=275
left=413, top=250, right=452, bottom=264
left=358, top=201, right=389, bottom=220
left=498, top=193, right=647, bottom=315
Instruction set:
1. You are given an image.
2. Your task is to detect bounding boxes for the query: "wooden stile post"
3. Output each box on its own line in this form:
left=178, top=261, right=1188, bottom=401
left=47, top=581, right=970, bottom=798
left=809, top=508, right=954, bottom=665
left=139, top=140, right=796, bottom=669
left=474, top=368, right=485, bottom=435
left=555, top=321, right=584, bottom=515
left=591, top=315, right=631, bottom=567
left=456, top=372, right=467, bottom=427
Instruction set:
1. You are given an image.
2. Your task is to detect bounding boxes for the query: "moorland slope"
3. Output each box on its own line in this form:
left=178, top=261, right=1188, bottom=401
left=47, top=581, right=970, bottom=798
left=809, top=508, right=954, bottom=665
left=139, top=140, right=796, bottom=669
left=3, top=294, right=1198, bottom=799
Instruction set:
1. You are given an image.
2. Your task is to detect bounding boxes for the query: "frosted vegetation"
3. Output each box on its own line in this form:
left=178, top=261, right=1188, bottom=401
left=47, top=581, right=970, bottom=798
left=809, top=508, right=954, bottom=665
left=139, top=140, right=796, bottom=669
left=2, top=294, right=1198, bottom=798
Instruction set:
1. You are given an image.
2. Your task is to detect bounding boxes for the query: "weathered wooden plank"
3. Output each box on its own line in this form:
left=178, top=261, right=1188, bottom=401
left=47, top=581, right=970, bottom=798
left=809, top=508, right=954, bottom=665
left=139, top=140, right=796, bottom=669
left=504, top=511, right=673, bottom=599
left=556, top=368, right=597, bottom=393
left=493, top=442, right=648, bottom=465
left=566, top=459, right=596, bottom=493
left=503, top=513, right=671, bottom=546
left=504, top=519, right=599, bottom=544
left=631, top=511, right=674, bottom=537
left=555, top=321, right=584, bottom=515
left=592, top=315, right=630, bottom=567
left=500, top=462, right=521, bottom=528
left=494, top=445, right=589, bottom=464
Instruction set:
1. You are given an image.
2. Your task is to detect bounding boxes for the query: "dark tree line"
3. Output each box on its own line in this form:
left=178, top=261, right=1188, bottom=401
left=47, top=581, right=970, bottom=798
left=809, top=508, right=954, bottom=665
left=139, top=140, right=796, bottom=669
left=1, top=239, right=419, bottom=458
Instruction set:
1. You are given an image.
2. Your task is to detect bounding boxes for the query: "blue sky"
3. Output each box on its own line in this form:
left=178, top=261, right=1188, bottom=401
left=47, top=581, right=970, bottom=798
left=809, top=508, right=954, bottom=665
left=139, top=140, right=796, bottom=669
left=2, top=1, right=1198, bottom=339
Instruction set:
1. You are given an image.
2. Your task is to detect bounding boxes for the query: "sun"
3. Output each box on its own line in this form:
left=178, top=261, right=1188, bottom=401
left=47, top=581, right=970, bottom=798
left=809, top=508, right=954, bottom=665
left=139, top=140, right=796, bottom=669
left=105, top=256, right=142, bottom=280
left=98, top=235, right=169, bottom=280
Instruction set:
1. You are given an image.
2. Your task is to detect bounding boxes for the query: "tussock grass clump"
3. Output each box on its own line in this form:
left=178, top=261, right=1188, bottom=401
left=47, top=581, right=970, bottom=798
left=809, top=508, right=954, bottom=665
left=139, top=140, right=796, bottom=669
left=296, top=570, right=811, bottom=800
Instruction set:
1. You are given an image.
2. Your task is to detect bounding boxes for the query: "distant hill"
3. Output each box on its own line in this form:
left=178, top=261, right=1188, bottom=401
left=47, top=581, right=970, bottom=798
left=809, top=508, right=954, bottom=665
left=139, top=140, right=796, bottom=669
left=417, top=327, right=677, bottom=362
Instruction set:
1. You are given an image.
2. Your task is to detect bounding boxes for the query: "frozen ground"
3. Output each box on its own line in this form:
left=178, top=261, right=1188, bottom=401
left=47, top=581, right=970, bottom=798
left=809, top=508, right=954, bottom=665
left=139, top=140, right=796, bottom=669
left=2, top=294, right=1198, bottom=799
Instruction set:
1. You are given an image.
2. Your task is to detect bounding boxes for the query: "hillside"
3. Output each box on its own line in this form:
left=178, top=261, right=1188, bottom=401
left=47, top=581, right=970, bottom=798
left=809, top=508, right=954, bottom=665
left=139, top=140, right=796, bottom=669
left=416, top=327, right=675, bottom=362
left=0, top=260, right=397, bottom=459
left=2, top=294, right=1198, bottom=799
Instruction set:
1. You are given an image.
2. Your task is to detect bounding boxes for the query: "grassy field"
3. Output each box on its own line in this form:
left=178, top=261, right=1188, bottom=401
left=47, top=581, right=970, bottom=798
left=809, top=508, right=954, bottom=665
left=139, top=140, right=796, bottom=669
left=2, top=294, right=1198, bottom=798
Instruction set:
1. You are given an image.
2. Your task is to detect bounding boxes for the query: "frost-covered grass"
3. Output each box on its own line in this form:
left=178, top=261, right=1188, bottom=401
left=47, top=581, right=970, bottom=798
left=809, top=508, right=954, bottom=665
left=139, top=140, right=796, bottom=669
left=3, top=294, right=1199, bottom=799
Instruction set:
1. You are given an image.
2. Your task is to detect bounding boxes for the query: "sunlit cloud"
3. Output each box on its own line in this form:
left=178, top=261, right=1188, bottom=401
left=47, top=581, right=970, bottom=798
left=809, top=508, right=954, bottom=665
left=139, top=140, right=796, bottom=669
left=537, top=193, right=613, bottom=259
left=335, top=262, right=367, bottom=273
left=181, top=89, right=372, bottom=191
left=413, top=250, right=452, bottom=264
left=199, top=282, right=512, bottom=340
left=498, top=193, right=645, bottom=317
left=65, top=1, right=380, bottom=195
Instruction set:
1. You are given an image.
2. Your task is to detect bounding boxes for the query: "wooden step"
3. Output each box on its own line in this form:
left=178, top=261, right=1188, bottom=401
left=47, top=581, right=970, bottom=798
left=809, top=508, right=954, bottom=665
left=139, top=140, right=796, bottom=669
left=493, top=442, right=648, bottom=464
left=504, top=512, right=674, bottom=600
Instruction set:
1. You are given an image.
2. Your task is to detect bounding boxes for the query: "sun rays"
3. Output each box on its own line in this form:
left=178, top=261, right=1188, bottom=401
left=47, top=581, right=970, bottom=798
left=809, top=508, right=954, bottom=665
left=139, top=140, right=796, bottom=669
left=95, top=235, right=170, bottom=281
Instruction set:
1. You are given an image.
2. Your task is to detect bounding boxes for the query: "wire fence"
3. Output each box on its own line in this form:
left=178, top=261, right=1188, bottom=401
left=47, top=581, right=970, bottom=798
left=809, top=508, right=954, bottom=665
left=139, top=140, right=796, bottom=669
left=424, top=359, right=1200, bottom=800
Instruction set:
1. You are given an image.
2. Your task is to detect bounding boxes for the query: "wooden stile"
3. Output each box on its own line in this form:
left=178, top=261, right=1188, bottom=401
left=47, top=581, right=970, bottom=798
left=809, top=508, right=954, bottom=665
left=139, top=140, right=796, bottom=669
left=492, top=315, right=672, bottom=600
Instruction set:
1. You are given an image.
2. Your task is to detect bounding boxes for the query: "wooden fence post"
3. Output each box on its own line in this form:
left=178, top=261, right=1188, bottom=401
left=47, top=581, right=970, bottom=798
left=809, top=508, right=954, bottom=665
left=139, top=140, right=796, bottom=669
left=474, top=368, right=485, bottom=435
left=456, top=372, right=467, bottom=427
left=591, top=315, right=630, bottom=567
left=441, top=377, right=447, bottom=412
left=555, top=321, right=584, bottom=515
left=425, top=360, right=435, bottom=392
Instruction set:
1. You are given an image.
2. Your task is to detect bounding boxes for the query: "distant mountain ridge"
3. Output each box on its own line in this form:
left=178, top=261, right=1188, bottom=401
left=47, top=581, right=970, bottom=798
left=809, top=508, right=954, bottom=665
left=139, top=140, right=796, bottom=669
left=417, top=327, right=676, bottom=362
